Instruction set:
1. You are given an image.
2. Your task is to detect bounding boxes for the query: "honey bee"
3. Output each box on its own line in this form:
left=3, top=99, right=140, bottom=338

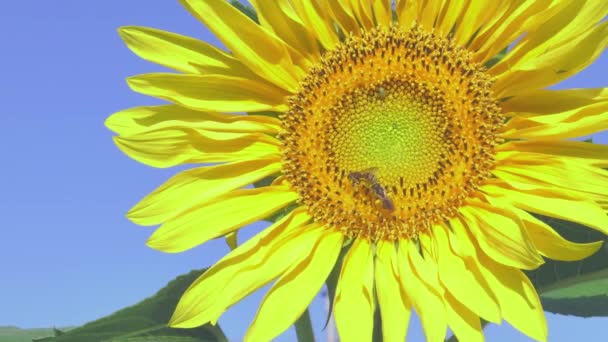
left=348, top=167, right=395, bottom=211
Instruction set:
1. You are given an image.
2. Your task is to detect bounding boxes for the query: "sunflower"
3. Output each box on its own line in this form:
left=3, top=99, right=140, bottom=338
left=107, top=0, right=608, bottom=341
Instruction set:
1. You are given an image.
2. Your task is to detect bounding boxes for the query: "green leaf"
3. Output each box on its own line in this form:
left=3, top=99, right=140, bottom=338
left=526, top=215, right=608, bottom=317
left=108, top=337, right=208, bottom=342
left=40, top=270, right=228, bottom=342
left=541, top=269, right=608, bottom=299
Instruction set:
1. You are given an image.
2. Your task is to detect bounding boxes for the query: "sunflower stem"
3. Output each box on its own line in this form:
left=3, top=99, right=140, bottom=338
left=295, top=308, right=316, bottom=342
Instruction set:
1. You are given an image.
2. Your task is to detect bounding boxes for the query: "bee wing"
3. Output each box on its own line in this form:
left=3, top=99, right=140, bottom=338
left=360, top=167, right=379, bottom=175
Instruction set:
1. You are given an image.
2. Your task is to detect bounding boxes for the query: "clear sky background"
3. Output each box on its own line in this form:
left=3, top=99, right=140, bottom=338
left=1, top=1, right=607, bottom=341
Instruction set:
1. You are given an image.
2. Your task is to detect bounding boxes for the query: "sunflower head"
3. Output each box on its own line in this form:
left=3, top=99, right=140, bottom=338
left=110, top=1, right=608, bottom=341
left=281, top=25, right=503, bottom=241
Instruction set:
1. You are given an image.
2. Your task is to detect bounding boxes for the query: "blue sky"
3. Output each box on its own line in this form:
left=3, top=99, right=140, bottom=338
left=1, top=1, right=607, bottom=341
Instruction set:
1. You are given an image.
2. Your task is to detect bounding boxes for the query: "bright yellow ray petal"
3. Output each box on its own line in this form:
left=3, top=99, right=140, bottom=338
left=334, top=239, right=375, bottom=342
left=372, top=0, right=392, bottom=27
left=494, top=152, right=608, bottom=201
left=419, top=0, right=444, bottom=30
left=512, top=207, right=603, bottom=261
left=146, top=186, right=298, bottom=253
left=398, top=240, right=447, bottom=342
left=501, top=101, right=608, bottom=140
left=395, top=0, right=418, bottom=30
left=501, top=88, right=608, bottom=114
left=447, top=216, right=476, bottom=259
left=471, top=0, right=552, bottom=64
left=106, top=105, right=281, bottom=136
left=250, top=0, right=319, bottom=67
left=435, top=0, right=467, bottom=37
left=444, top=291, right=484, bottom=342
left=459, top=202, right=544, bottom=270
left=452, top=1, right=502, bottom=47
left=289, top=0, right=339, bottom=50
left=493, top=165, right=608, bottom=216
left=476, top=253, right=548, bottom=342
left=375, top=241, right=411, bottom=342
left=350, top=0, right=374, bottom=30
left=127, top=158, right=281, bottom=226
left=114, top=129, right=280, bottom=168
left=446, top=218, right=504, bottom=316
left=494, top=20, right=608, bottom=97
left=246, top=229, right=343, bottom=342
left=466, top=1, right=524, bottom=52
left=498, top=140, right=608, bottom=168
left=328, top=0, right=361, bottom=35
left=169, top=208, right=313, bottom=327
left=492, top=0, right=608, bottom=77
left=127, top=73, right=289, bottom=113
left=434, top=224, right=501, bottom=323
left=225, top=231, right=238, bottom=250
left=482, top=182, right=608, bottom=236
left=179, top=0, right=302, bottom=92
left=118, top=26, right=262, bottom=78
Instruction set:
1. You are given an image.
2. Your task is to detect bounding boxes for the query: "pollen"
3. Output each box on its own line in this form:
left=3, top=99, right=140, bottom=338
left=280, top=26, right=504, bottom=241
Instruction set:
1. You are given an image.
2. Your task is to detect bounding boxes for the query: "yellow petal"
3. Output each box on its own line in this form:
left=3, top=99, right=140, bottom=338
left=334, top=239, right=375, bottom=342
left=179, top=0, right=303, bottom=92
left=435, top=0, right=467, bottom=37
left=375, top=241, right=412, bottom=342
left=417, top=0, right=443, bottom=31
left=494, top=20, right=608, bottom=97
left=494, top=152, right=608, bottom=201
left=169, top=208, right=313, bottom=327
left=128, top=158, right=281, bottom=226
left=501, top=87, right=608, bottom=114
left=398, top=240, right=447, bottom=342
left=459, top=202, right=544, bottom=270
left=501, top=101, right=608, bottom=140
left=118, top=26, right=261, bottom=78
left=434, top=224, right=501, bottom=323
left=452, top=1, right=503, bottom=47
left=372, top=0, right=392, bottom=27
left=246, top=229, right=343, bottom=342
left=444, top=291, right=484, bottom=342
left=482, top=182, right=608, bottom=236
left=114, top=129, right=280, bottom=168
left=395, top=0, right=418, bottom=30
left=225, top=231, right=238, bottom=250
left=289, top=0, right=340, bottom=50
left=497, top=140, right=608, bottom=168
left=329, top=0, right=361, bottom=35
left=106, top=105, right=281, bottom=136
left=476, top=253, right=548, bottom=342
left=250, top=0, right=320, bottom=64
left=512, top=208, right=603, bottom=261
left=349, top=0, right=374, bottom=30
left=492, top=0, right=608, bottom=77
left=127, top=73, right=288, bottom=113
left=146, top=186, right=298, bottom=253
left=447, top=216, right=477, bottom=259
left=471, top=0, right=552, bottom=64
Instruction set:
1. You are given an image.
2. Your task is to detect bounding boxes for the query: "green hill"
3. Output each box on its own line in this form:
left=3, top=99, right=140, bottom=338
left=0, top=326, right=74, bottom=342
left=33, top=269, right=226, bottom=342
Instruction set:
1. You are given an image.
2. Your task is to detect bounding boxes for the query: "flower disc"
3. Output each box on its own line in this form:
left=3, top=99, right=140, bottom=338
left=281, top=26, right=504, bottom=241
